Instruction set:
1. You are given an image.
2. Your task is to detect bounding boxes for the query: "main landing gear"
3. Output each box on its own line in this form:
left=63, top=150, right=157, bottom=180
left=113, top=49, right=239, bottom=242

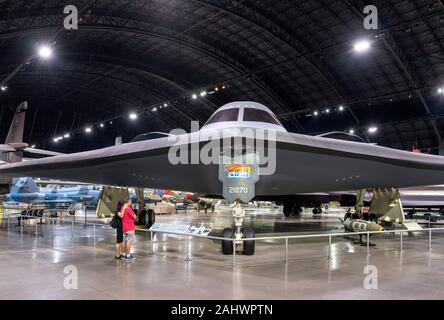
left=137, top=209, right=156, bottom=228
left=221, top=201, right=256, bottom=255
left=283, top=202, right=302, bottom=217
left=312, top=205, right=322, bottom=215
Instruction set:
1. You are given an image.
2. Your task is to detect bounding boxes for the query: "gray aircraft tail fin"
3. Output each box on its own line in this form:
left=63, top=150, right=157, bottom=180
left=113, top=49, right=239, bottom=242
left=5, top=101, right=27, bottom=144
left=10, top=177, right=39, bottom=194
left=0, top=101, right=28, bottom=163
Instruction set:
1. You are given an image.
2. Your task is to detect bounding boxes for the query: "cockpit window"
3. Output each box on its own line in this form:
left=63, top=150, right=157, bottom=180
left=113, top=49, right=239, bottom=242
left=205, top=108, right=239, bottom=125
left=243, top=108, right=282, bottom=126
left=131, top=132, right=170, bottom=142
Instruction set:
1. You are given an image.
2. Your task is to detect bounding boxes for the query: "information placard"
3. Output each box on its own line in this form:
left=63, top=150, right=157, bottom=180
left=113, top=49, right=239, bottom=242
left=218, top=153, right=259, bottom=203
left=186, top=225, right=213, bottom=236
left=149, top=223, right=190, bottom=234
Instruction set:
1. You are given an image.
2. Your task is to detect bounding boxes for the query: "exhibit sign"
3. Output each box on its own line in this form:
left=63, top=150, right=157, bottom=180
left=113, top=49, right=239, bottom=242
left=149, top=223, right=190, bottom=234
left=218, top=153, right=259, bottom=203
left=186, top=225, right=213, bottom=236
left=149, top=223, right=213, bottom=236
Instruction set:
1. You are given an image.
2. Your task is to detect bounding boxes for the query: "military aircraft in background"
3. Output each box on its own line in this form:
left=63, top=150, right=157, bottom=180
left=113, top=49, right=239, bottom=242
left=4, top=101, right=444, bottom=255
left=0, top=101, right=62, bottom=193
left=0, top=101, right=62, bottom=163
left=129, top=190, right=161, bottom=204
left=4, top=177, right=100, bottom=207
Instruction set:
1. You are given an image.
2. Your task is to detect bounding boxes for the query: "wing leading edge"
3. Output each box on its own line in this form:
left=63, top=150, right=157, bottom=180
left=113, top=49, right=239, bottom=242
left=1, top=128, right=444, bottom=196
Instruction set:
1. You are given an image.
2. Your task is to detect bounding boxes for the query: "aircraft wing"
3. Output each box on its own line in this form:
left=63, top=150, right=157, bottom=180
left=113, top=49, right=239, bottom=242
left=0, top=144, right=17, bottom=152
left=1, top=129, right=444, bottom=196
left=24, top=147, right=64, bottom=156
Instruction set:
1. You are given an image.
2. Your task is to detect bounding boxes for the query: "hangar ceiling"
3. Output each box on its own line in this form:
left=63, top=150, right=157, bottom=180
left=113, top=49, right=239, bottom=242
left=0, top=0, right=443, bottom=153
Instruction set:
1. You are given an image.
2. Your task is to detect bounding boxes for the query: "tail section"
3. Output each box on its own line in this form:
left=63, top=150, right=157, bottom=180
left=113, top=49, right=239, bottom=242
left=0, top=101, right=28, bottom=163
left=10, top=177, right=40, bottom=194
left=5, top=101, right=27, bottom=144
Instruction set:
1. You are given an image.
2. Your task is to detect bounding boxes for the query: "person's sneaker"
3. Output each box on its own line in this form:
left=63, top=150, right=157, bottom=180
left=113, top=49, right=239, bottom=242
left=125, top=255, right=136, bottom=262
left=120, top=254, right=126, bottom=259
left=114, top=255, right=121, bottom=260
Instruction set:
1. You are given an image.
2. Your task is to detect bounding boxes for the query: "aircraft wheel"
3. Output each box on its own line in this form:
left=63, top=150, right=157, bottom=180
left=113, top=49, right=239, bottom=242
left=242, top=228, right=255, bottom=255
left=369, top=213, right=378, bottom=222
left=147, top=209, right=156, bottom=228
left=292, top=205, right=302, bottom=216
left=138, top=209, right=147, bottom=225
left=283, top=202, right=292, bottom=217
left=222, top=228, right=234, bottom=255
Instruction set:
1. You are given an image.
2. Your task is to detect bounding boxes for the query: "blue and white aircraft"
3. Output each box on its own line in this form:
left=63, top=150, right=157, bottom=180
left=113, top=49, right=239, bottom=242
left=4, top=177, right=101, bottom=207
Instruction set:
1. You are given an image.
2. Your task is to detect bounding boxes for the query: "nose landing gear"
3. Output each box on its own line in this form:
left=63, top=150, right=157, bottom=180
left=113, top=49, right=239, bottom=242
left=221, top=201, right=256, bottom=255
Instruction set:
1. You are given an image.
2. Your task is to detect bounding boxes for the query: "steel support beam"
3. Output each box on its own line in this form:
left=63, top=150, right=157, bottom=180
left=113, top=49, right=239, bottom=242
left=344, top=0, right=442, bottom=143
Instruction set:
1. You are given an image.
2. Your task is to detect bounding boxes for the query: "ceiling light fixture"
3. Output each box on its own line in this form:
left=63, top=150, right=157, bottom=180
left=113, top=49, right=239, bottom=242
left=368, top=126, right=378, bottom=133
left=353, top=40, right=371, bottom=52
left=38, top=45, right=53, bottom=59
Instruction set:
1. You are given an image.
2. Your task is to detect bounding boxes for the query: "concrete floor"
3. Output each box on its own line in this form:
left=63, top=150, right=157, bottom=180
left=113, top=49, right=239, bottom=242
left=1, top=208, right=444, bottom=300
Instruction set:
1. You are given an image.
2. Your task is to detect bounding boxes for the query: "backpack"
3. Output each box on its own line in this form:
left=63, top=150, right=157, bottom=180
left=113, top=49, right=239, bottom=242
left=110, top=213, right=121, bottom=229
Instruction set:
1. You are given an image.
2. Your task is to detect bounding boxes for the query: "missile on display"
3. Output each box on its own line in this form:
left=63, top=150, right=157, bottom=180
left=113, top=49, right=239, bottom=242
left=341, top=218, right=384, bottom=233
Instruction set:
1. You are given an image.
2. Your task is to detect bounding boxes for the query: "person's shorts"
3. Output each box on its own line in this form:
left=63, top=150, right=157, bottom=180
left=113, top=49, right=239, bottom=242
left=116, top=227, right=123, bottom=244
left=124, top=230, right=135, bottom=244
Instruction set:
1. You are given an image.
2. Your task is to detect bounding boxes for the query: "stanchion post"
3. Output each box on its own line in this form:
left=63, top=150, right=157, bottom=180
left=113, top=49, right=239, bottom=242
left=232, top=239, right=236, bottom=267
left=150, top=231, right=154, bottom=256
left=285, top=237, right=288, bottom=264
left=367, top=232, right=370, bottom=257
left=71, top=221, right=74, bottom=240
left=429, top=229, right=432, bottom=255
left=35, top=219, right=38, bottom=236
left=93, top=224, right=96, bottom=246
left=328, top=235, right=332, bottom=260
left=185, top=236, right=191, bottom=262
left=52, top=219, right=55, bottom=248
left=400, top=230, right=403, bottom=255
